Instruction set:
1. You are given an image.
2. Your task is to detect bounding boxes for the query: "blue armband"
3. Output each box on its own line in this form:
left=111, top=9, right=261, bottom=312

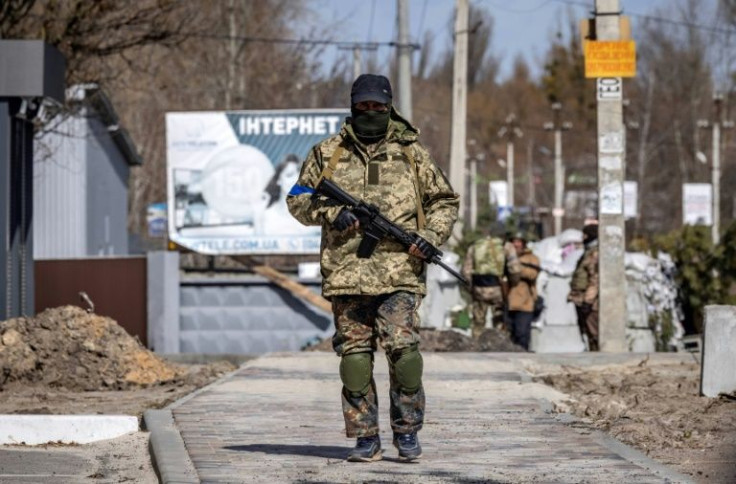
left=288, top=184, right=315, bottom=196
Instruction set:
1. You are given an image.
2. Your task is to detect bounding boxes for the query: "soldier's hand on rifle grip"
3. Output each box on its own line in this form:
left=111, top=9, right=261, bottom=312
left=333, top=208, right=360, bottom=232
left=409, top=233, right=431, bottom=260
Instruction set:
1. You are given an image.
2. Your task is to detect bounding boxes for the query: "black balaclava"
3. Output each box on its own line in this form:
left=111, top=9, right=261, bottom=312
left=582, top=224, right=598, bottom=245
left=349, top=74, right=393, bottom=143
left=351, top=108, right=390, bottom=141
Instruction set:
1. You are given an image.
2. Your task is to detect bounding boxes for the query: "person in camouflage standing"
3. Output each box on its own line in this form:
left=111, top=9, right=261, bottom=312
left=461, top=224, right=520, bottom=340
left=568, top=224, right=599, bottom=351
left=287, top=74, right=459, bottom=463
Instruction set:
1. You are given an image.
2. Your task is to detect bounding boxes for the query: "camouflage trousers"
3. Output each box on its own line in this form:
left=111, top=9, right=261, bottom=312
left=470, top=285, right=505, bottom=340
left=575, top=305, right=599, bottom=351
left=331, top=291, right=425, bottom=438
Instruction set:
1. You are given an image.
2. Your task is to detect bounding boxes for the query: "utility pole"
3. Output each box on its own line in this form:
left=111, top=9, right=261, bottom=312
left=338, top=44, right=378, bottom=80
left=226, top=0, right=236, bottom=110
left=595, top=0, right=626, bottom=352
left=698, top=93, right=734, bottom=245
left=544, top=102, right=571, bottom=236
left=498, top=114, right=523, bottom=209
left=449, top=0, right=469, bottom=242
left=352, top=47, right=362, bottom=79
left=527, top=140, right=536, bottom=209
left=396, top=0, right=413, bottom=119
left=466, top=138, right=485, bottom=232
left=469, top=157, right=478, bottom=231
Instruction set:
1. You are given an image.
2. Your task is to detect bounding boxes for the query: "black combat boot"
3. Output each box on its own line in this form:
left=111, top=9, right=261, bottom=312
left=347, top=434, right=382, bottom=462
left=393, top=431, right=422, bottom=461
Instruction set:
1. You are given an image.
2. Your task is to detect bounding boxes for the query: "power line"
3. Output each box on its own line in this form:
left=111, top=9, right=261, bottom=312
left=487, top=0, right=736, bottom=38
left=550, top=0, right=736, bottom=37
left=182, top=31, right=421, bottom=50
left=483, top=0, right=553, bottom=14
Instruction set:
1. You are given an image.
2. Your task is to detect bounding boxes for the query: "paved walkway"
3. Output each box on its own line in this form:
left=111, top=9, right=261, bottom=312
left=148, top=352, right=693, bottom=483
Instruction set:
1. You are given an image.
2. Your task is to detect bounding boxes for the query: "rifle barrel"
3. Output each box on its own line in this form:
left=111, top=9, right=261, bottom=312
left=435, top=259, right=469, bottom=286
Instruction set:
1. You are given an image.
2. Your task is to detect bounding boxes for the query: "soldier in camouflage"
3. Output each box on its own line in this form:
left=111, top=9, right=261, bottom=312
left=461, top=225, right=521, bottom=340
left=568, top=224, right=599, bottom=351
left=287, top=74, right=459, bottom=463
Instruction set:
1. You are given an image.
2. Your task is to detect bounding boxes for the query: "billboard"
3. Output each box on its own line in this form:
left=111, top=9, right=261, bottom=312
left=166, top=109, right=347, bottom=254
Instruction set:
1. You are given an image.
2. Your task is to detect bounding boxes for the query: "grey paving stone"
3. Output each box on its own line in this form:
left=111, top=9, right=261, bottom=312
left=150, top=352, right=695, bottom=484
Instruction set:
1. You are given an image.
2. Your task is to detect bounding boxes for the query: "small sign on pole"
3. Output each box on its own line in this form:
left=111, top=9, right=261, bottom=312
left=624, top=181, right=638, bottom=219
left=683, top=183, right=713, bottom=225
left=584, top=40, right=637, bottom=78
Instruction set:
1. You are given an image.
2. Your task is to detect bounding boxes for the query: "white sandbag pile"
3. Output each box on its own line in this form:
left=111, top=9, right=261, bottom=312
left=624, top=252, right=685, bottom=351
left=530, top=231, right=685, bottom=352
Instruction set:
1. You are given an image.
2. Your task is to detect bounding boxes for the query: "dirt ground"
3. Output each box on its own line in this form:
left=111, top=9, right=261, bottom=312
left=0, top=306, right=237, bottom=416
left=0, top=306, right=237, bottom=482
left=528, top=356, right=736, bottom=483
left=1, top=307, right=734, bottom=483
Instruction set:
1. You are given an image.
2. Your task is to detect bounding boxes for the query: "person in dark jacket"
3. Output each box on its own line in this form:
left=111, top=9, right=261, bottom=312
left=506, top=231, right=540, bottom=350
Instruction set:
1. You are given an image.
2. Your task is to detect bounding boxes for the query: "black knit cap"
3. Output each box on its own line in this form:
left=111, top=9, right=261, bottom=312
left=350, top=74, right=392, bottom=105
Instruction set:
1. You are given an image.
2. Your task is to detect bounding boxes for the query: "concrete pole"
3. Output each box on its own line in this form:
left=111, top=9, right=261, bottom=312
left=470, top=158, right=478, bottom=231
left=498, top=114, right=522, bottom=211
left=712, top=94, right=722, bottom=245
left=545, top=103, right=568, bottom=236
left=698, top=94, right=733, bottom=245
left=595, top=0, right=627, bottom=352
left=554, top=127, right=563, bottom=235
left=449, top=0, right=469, bottom=242
left=226, top=0, right=236, bottom=110
left=397, top=0, right=412, bottom=120
left=352, top=47, right=362, bottom=80
left=527, top=140, right=536, bottom=208
left=506, top=141, right=515, bottom=209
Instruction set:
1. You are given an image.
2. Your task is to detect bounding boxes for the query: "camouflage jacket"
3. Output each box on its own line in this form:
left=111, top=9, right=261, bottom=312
left=461, top=237, right=521, bottom=287
left=568, top=240, right=599, bottom=308
left=286, top=108, right=459, bottom=297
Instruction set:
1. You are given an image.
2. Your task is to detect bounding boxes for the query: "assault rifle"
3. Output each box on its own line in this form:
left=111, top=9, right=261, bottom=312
left=314, top=177, right=468, bottom=286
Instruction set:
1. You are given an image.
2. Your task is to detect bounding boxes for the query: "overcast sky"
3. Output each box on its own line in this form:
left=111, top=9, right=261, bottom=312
left=309, top=0, right=719, bottom=81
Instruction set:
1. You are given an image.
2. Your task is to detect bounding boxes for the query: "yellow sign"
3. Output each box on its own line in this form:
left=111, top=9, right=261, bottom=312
left=584, top=40, right=636, bottom=78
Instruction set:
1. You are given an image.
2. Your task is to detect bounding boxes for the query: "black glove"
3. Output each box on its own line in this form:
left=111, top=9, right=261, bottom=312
left=411, top=233, right=433, bottom=259
left=580, top=302, right=593, bottom=314
left=332, top=208, right=359, bottom=231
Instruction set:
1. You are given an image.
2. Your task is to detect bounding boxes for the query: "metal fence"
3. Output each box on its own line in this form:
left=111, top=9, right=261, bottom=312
left=35, top=257, right=147, bottom=346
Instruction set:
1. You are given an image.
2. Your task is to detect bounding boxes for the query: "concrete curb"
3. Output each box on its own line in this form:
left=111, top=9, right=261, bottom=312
left=0, top=414, right=138, bottom=445
left=593, top=430, right=696, bottom=484
left=143, top=409, right=199, bottom=484
left=145, top=358, right=260, bottom=483
left=536, top=388, right=695, bottom=483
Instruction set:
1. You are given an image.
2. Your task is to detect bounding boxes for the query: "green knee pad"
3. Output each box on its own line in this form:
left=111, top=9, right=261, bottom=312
left=340, top=352, right=373, bottom=396
left=391, top=345, right=423, bottom=394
